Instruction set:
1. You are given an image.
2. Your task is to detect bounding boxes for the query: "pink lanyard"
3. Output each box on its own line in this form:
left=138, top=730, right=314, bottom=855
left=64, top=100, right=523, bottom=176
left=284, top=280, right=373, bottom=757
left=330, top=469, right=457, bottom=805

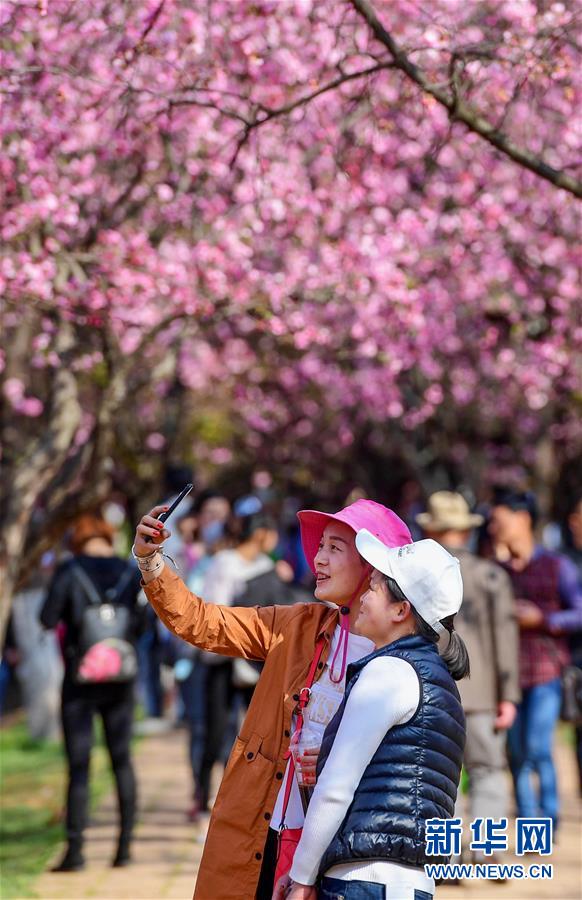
left=328, top=565, right=371, bottom=684
left=280, top=637, right=326, bottom=827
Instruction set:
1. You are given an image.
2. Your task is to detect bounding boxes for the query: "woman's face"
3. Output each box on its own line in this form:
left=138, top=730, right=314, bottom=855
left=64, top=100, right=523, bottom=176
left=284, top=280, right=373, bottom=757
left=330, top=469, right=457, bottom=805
left=313, top=521, right=367, bottom=606
left=199, top=497, right=230, bottom=529
left=355, top=569, right=393, bottom=644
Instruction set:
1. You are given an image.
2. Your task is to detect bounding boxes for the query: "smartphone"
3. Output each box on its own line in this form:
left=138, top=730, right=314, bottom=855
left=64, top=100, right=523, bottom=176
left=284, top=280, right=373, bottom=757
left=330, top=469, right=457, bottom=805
left=144, top=482, right=194, bottom=542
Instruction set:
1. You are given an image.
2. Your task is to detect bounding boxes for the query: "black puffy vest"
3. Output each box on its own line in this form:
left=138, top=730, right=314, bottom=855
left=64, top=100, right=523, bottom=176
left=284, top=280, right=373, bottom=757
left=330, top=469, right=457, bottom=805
left=316, top=634, right=465, bottom=875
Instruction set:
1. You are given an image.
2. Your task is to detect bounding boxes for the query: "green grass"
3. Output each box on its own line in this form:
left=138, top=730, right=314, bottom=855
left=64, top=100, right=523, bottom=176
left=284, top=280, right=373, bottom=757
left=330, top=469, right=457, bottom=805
left=0, top=720, right=113, bottom=899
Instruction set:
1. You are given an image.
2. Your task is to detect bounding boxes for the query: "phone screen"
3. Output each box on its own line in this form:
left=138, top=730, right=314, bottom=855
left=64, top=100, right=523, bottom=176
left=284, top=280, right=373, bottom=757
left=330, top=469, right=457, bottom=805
left=159, top=483, right=194, bottom=523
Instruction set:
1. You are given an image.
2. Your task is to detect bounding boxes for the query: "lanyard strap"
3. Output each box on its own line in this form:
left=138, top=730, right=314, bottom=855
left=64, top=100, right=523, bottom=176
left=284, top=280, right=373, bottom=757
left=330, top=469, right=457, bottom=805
left=328, top=564, right=371, bottom=684
left=279, top=636, right=325, bottom=827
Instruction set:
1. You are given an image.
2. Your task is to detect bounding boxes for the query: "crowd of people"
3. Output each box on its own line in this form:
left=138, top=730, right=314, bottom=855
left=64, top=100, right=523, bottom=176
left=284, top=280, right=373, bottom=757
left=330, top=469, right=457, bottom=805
left=1, top=472, right=581, bottom=898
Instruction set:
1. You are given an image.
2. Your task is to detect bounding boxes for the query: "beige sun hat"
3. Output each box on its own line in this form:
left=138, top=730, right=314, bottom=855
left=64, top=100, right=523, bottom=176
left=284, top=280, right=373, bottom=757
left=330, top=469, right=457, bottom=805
left=415, top=491, right=484, bottom=532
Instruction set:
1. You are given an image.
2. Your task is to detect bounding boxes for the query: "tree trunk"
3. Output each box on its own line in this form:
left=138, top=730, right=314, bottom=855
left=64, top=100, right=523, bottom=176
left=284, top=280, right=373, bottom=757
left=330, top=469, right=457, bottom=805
left=0, top=326, right=82, bottom=643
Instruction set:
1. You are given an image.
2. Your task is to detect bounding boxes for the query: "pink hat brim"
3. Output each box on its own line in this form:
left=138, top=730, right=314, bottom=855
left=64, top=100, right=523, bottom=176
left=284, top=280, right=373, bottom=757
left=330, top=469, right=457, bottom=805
left=297, top=510, right=343, bottom=575
left=297, top=500, right=412, bottom=574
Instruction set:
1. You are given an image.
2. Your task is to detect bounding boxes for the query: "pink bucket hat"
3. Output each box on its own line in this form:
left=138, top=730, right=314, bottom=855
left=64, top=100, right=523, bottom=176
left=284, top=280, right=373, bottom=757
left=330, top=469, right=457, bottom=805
left=297, top=499, right=412, bottom=573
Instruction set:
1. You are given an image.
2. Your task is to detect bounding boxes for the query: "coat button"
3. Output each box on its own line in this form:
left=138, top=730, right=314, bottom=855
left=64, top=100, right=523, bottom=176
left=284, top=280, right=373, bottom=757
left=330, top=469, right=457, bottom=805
left=247, top=752, right=254, bottom=760
left=284, top=729, right=290, bottom=738
left=317, top=662, right=324, bottom=669
left=293, top=693, right=299, bottom=701
left=264, top=812, right=271, bottom=820
left=255, top=851, right=262, bottom=860
left=276, top=771, right=283, bottom=780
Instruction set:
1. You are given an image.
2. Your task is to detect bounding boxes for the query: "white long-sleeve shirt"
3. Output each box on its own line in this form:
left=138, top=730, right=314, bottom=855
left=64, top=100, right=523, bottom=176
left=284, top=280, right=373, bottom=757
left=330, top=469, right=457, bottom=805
left=290, top=655, right=434, bottom=895
left=272, top=626, right=374, bottom=830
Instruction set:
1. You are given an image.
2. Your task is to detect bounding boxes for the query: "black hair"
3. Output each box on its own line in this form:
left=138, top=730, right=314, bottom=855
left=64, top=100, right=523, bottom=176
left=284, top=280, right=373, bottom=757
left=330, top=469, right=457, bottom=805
left=228, top=512, right=279, bottom=545
left=562, top=490, right=582, bottom=549
left=164, top=464, right=194, bottom=495
left=565, top=490, right=582, bottom=519
left=191, top=489, right=227, bottom=515
left=492, top=487, right=539, bottom=528
left=384, top=576, right=470, bottom=681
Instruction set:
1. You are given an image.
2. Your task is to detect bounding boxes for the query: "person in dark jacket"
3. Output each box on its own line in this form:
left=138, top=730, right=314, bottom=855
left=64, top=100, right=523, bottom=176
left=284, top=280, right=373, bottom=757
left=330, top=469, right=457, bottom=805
left=418, top=492, right=520, bottom=844
left=489, top=489, right=582, bottom=829
left=41, top=514, right=145, bottom=872
left=560, top=493, right=582, bottom=795
left=279, top=535, right=468, bottom=900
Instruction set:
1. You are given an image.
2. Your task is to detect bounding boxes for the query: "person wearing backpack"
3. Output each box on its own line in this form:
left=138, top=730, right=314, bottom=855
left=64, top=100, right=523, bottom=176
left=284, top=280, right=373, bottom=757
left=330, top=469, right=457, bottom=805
left=40, top=513, right=146, bottom=872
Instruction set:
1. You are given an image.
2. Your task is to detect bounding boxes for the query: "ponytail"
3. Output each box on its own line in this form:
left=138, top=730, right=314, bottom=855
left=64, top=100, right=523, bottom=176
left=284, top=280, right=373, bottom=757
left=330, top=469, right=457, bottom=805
left=439, top=615, right=470, bottom=681
left=384, top=577, right=470, bottom=681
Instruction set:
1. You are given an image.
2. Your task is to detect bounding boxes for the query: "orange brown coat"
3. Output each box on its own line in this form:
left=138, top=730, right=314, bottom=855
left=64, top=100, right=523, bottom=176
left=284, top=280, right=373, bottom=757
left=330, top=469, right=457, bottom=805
left=144, top=565, right=338, bottom=900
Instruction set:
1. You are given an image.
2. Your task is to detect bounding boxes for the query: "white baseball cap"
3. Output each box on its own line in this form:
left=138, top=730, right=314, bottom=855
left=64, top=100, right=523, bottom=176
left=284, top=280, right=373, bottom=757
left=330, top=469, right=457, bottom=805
left=355, top=530, right=463, bottom=635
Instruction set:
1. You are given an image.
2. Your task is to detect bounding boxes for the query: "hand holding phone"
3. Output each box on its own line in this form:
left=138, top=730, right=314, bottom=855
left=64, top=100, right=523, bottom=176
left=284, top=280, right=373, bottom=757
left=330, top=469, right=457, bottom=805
left=139, top=483, right=194, bottom=545
left=158, top=483, right=194, bottom=526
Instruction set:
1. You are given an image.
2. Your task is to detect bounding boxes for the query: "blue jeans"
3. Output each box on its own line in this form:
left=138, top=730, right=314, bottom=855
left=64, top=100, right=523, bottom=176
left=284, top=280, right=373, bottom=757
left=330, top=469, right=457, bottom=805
left=177, top=658, right=207, bottom=785
left=137, top=629, right=163, bottom=717
left=0, top=659, right=12, bottom=715
left=507, top=678, right=562, bottom=826
left=318, top=877, right=432, bottom=900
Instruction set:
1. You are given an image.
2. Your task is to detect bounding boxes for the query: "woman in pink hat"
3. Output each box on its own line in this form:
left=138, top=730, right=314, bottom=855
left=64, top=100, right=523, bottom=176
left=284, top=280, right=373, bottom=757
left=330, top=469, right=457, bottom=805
left=133, top=499, right=411, bottom=900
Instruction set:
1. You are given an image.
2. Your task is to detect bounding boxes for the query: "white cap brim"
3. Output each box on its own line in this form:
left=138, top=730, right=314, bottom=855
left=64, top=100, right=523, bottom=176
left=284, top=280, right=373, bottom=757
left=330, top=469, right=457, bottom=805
left=355, top=529, right=462, bottom=635
left=355, top=528, right=401, bottom=583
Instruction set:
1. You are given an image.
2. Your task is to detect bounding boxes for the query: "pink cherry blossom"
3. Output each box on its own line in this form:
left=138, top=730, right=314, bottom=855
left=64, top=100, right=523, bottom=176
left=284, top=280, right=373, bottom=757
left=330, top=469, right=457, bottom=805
left=0, top=0, right=580, bottom=506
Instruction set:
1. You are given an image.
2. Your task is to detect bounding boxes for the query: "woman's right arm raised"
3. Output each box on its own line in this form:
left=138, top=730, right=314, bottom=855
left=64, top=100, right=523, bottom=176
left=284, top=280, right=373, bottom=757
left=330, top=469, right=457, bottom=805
left=133, top=506, right=283, bottom=661
left=133, top=505, right=171, bottom=583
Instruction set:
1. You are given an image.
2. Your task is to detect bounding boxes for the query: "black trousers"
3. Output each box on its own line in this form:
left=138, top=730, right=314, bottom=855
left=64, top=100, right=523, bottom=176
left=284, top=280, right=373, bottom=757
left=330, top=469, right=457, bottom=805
left=256, top=827, right=279, bottom=900
left=61, top=679, right=136, bottom=847
left=197, top=660, right=254, bottom=809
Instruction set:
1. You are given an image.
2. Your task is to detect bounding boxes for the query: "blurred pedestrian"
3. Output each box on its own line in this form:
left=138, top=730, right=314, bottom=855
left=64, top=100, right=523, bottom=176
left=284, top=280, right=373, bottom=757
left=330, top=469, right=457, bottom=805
left=40, top=513, right=146, bottom=871
left=133, top=498, right=411, bottom=899
left=560, top=492, right=582, bottom=795
left=195, top=497, right=295, bottom=817
left=187, top=488, right=231, bottom=590
left=11, top=556, right=63, bottom=740
left=418, top=491, right=520, bottom=860
left=489, top=489, right=582, bottom=829
left=159, top=463, right=196, bottom=570
left=0, top=615, right=19, bottom=716
left=175, top=489, right=231, bottom=818
left=136, top=605, right=164, bottom=718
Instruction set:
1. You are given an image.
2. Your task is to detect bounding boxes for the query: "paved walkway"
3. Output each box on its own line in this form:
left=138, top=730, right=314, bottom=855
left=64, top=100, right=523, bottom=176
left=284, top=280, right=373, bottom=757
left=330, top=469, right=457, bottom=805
left=35, top=724, right=204, bottom=900
left=438, top=734, right=582, bottom=900
left=34, top=728, right=581, bottom=900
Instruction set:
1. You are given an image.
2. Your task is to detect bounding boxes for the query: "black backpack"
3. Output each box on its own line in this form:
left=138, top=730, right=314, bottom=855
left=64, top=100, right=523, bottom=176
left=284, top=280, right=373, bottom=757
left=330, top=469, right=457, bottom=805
left=71, top=563, right=138, bottom=684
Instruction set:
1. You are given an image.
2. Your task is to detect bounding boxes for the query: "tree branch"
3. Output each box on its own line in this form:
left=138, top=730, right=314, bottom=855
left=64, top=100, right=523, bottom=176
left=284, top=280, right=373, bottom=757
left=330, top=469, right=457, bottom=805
left=350, top=0, right=582, bottom=198
left=228, top=62, right=396, bottom=165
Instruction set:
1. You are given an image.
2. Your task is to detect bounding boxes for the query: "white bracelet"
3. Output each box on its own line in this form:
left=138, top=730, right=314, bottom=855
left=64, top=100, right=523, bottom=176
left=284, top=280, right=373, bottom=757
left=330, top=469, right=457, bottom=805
left=131, top=543, right=178, bottom=578
left=132, top=543, right=164, bottom=572
left=131, top=542, right=158, bottom=560
left=135, top=554, right=162, bottom=572
left=142, top=557, right=165, bottom=578
left=137, top=553, right=165, bottom=572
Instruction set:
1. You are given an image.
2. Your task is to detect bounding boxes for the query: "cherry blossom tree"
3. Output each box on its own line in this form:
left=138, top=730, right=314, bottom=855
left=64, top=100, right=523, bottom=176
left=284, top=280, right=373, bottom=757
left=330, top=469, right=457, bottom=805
left=1, top=0, right=580, bottom=632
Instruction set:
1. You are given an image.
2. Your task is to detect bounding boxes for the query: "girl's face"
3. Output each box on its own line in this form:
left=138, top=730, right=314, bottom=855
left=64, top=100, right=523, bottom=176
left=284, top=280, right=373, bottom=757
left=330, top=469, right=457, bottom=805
left=257, top=526, right=279, bottom=555
left=313, top=522, right=368, bottom=606
left=356, top=569, right=410, bottom=647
